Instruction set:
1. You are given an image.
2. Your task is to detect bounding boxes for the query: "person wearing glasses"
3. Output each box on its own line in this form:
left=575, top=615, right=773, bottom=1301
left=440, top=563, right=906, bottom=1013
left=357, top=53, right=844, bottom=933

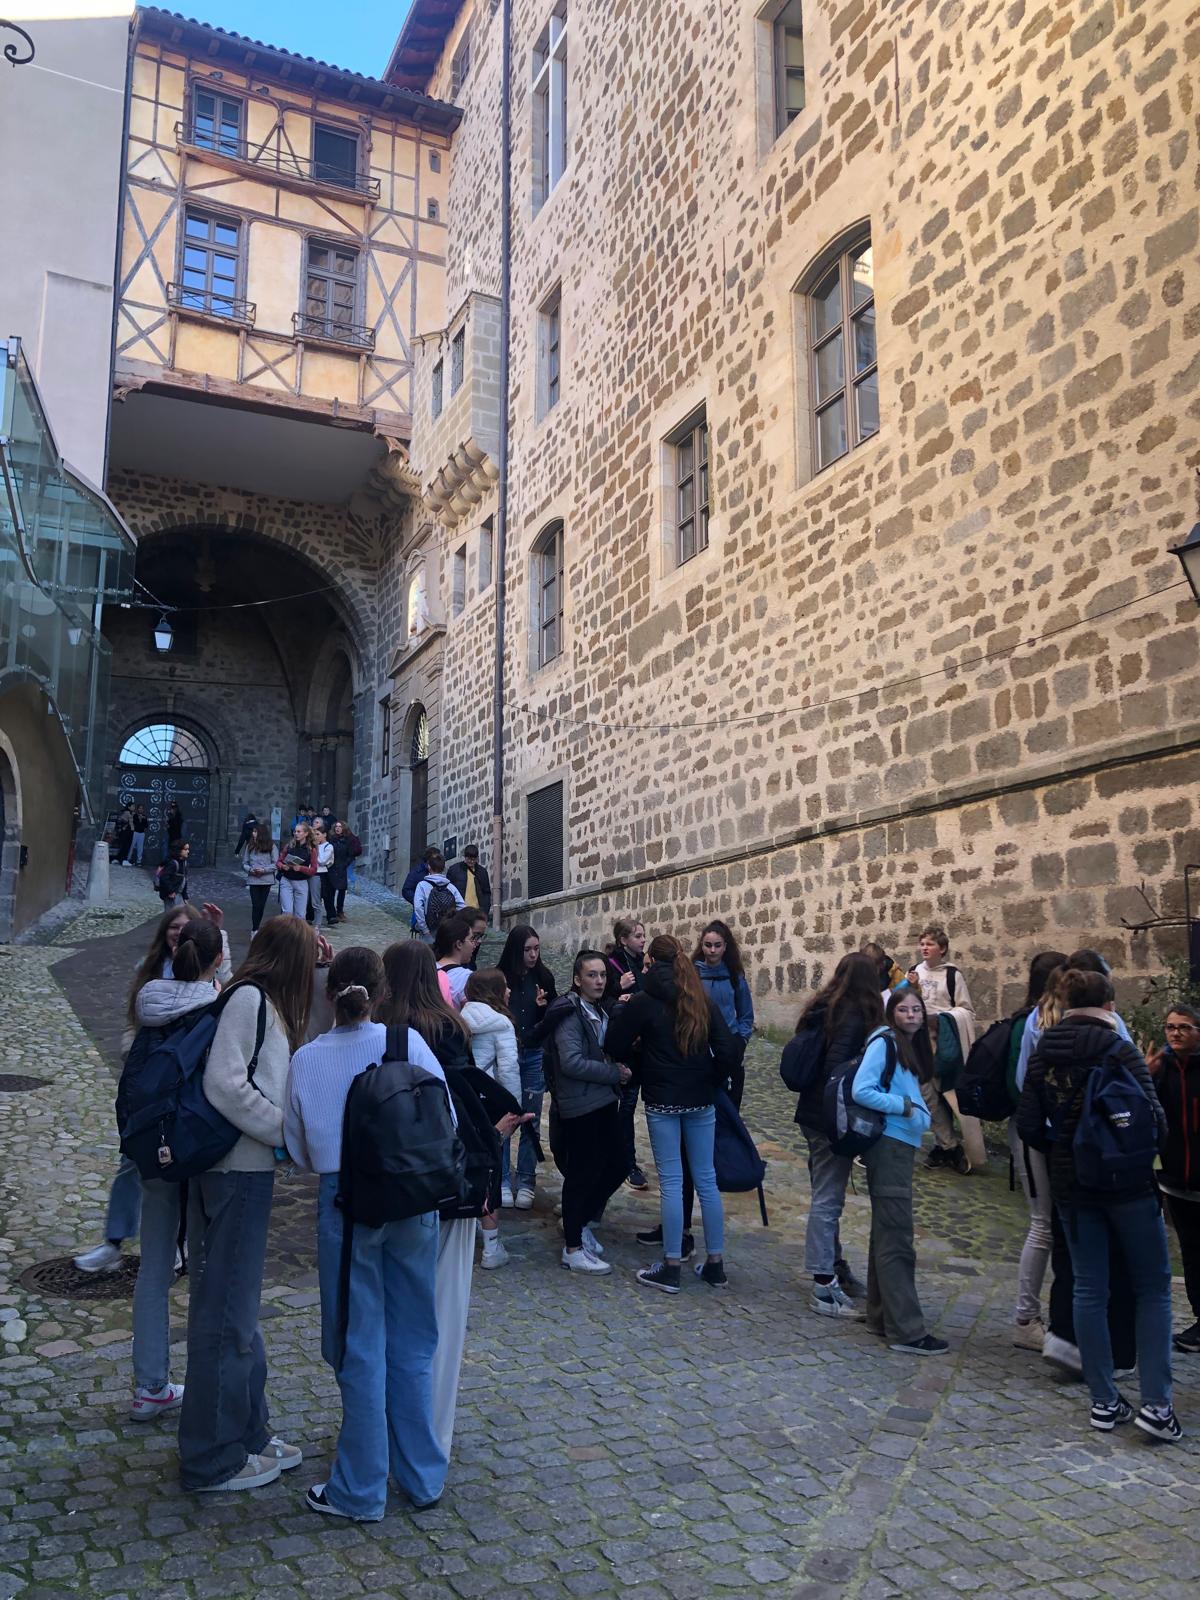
left=1148, top=1005, right=1200, bottom=1354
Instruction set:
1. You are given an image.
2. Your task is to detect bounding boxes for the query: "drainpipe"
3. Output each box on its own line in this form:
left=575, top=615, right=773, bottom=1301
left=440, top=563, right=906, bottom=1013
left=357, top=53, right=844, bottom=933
left=490, top=0, right=512, bottom=930
left=102, top=7, right=138, bottom=483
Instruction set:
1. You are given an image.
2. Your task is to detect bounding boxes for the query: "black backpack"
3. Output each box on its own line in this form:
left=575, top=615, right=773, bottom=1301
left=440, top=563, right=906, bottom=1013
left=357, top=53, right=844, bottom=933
left=824, top=1029, right=897, bottom=1157
left=423, top=881, right=458, bottom=931
left=1073, top=1043, right=1160, bottom=1192
left=713, top=1088, right=769, bottom=1226
left=440, top=1065, right=507, bottom=1218
left=779, top=1017, right=826, bottom=1093
left=956, top=1008, right=1031, bottom=1122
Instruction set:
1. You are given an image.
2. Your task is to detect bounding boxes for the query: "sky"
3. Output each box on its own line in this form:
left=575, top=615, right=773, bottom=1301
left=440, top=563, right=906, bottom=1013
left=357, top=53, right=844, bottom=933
left=172, top=0, right=416, bottom=78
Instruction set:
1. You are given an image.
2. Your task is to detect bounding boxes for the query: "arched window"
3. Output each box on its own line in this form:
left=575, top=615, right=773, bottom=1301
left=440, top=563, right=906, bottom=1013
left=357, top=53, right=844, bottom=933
left=532, top=520, right=564, bottom=668
left=804, top=232, right=877, bottom=472
left=411, top=708, right=430, bottom=765
left=118, top=723, right=208, bottom=768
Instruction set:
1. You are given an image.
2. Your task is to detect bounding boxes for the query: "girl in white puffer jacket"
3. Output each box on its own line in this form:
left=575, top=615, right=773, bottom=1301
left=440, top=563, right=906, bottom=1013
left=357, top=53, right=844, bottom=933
left=460, top=968, right=521, bottom=1269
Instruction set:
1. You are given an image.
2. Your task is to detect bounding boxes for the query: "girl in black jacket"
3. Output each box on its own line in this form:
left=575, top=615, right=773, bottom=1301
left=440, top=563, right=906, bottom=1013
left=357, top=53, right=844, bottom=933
left=497, top=925, right=558, bottom=1207
left=606, top=934, right=741, bottom=1294
left=785, top=952, right=884, bottom=1319
left=1017, top=967, right=1177, bottom=1440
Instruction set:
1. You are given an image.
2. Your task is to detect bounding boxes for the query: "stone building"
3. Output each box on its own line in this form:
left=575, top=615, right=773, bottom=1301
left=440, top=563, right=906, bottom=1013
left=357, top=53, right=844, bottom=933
left=102, top=6, right=459, bottom=866
left=389, top=0, right=1200, bottom=1022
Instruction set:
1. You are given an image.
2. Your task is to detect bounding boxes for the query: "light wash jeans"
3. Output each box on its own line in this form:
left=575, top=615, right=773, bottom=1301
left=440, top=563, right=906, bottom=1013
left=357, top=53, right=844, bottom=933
left=1061, top=1193, right=1173, bottom=1408
left=129, top=831, right=146, bottom=865
left=278, top=877, right=308, bottom=917
left=801, top=1126, right=853, bottom=1277
left=308, top=875, right=323, bottom=927
left=316, top=1174, right=446, bottom=1518
left=500, top=1050, right=544, bottom=1191
left=179, top=1170, right=275, bottom=1491
left=132, top=1177, right=181, bottom=1391
left=105, top=1154, right=142, bottom=1243
left=1008, top=1119, right=1052, bottom=1324
left=645, top=1104, right=724, bottom=1259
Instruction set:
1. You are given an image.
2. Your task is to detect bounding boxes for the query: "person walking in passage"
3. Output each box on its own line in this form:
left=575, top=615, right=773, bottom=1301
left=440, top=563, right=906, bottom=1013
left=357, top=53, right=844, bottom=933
left=242, top=822, right=277, bottom=936
left=157, top=840, right=190, bottom=908
left=179, top=916, right=315, bottom=1493
left=852, top=989, right=946, bottom=1355
left=497, top=925, right=558, bottom=1208
left=606, top=934, right=742, bottom=1293
left=1018, top=967, right=1179, bottom=1440
left=276, top=822, right=316, bottom=919
left=285, top=945, right=451, bottom=1519
left=1148, top=1004, right=1200, bottom=1353
left=413, top=852, right=465, bottom=942
left=312, top=822, right=335, bottom=929
left=328, top=820, right=355, bottom=925
left=129, top=805, right=149, bottom=866
left=447, top=843, right=492, bottom=918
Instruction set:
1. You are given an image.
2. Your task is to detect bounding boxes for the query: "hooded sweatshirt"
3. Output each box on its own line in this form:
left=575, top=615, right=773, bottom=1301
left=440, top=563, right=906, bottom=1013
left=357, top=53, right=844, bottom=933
left=695, top=959, right=754, bottom=1041
left=460, top=1000, right=521, bottom=1101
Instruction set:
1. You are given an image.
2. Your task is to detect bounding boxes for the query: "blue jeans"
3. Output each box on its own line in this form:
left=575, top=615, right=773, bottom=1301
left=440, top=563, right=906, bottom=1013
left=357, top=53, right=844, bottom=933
left=801, top=1127, right=852, bottom=1277
left=278, top=877, right=307, bottom=917
left=132, top=1177, right=181, bottom=1391
left=316, top=1174, right=446, bottom=1518
left=645, top=1105, right=724, bottom=1259
left=105, top=1154, right=142, bottom=1244
left=1061, top=1194, right=1173, bottom=1408
left=501, top=1050, right=544, bottom=1191
left=178, top=1170, right=275, bottom=1490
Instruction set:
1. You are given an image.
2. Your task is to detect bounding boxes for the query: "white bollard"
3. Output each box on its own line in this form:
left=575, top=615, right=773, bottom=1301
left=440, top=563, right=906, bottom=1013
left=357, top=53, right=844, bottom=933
left=86, top=839, right=110, bottom=905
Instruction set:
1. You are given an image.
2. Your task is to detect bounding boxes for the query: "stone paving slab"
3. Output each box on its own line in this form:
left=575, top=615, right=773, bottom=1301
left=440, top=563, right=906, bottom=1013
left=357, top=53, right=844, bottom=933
left=0, top=876, right=1198, bottom=1597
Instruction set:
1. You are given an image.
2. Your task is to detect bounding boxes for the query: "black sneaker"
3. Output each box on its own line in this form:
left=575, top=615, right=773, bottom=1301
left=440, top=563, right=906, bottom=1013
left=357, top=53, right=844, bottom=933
left=834, top=1258, right=867, bottom=1299
left=923, top=1147, right=947, bottom=1169
left=1135, top=1403, right=1183, bottom=1442
left=626, top=1165, right=650, bottom=1191
left=635, top=1224, right=694, bottom=1261
left=635, top=1223, right=663, bottom=1245
left=636, top=1260, right=681, bottom=1294
left=695, top=1259, right=728, bottom=1289
left=947, top=1145, right=971, bottom=1175
left=1090, top=1396, right=1134, bottom=1431
left=889, top=1334, right=950, bottom=1356
left=1173, top=1321, right=1200, bottom=1354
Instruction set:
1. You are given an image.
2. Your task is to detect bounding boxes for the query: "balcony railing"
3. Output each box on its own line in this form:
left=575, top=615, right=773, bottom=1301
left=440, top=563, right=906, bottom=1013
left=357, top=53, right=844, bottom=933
left=167, top=282, right=257, bottom=325
left=292, top=312, right=376, bottom=352
left=175, top=122, right=381, bottom=199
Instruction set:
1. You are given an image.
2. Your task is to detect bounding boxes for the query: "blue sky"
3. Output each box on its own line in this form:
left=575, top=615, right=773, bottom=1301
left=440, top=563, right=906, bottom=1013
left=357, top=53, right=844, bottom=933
left=175, top=1, right=416, bottom=78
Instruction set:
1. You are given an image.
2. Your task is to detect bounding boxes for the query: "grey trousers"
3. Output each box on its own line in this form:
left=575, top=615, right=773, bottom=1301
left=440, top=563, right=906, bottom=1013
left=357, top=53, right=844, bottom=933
left=919, top=1076, right=958, bottom=1149
left=801, top=1126, right=853, bottom=1276
left=863, top=1137, right=926, bottom=1346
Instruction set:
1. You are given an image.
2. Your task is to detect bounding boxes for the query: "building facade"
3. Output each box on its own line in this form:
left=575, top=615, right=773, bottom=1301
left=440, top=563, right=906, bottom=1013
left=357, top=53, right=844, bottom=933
left=391, top=0, right=1199, bottom=1022
left=102, top=6, right=459, bottom=868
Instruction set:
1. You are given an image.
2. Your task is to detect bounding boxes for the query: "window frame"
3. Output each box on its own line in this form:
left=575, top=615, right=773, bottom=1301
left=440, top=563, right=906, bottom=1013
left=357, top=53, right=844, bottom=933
left=379, top=697, right=392, bottom=779
left=479, top=515, right=494, bottom=591
left=432, top=358, right=444, bottom=419
left=311, top=121, right=361, bottom=191
left=189, top=84, right=243, bottom=157
left=450, top=326, right=466, bottom=396
left=772, top=0, right=806, bottom=138
left=450, top=24, right=472, bottom=99
left=532, top=519, right=565, bottom=669
left=532, top=2, right=569, bottom=212
left=302, top=236, right=362, bottom=342
left=177, top=207, right=244, bottom=319
left=451, top=543, right=467, bottom=617
left=537, top=285, right=562, bottom=418
left=667, top=407, right=710, bottom=568
left=805, top=233, right=878, bottom=474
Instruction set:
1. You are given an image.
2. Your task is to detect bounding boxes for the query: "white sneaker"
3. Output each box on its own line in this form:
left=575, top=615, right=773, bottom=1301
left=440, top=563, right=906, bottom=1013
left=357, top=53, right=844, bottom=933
left=129, top=1382, right=184, bottom=1422
left=500, top=1184, right=514, bottom=1208
left=515, top=1186, right=535, bottom=1210
left=259, top=1436, right=303, bottom=1472
left=811, top=1283, right=865, bottom=1320
left=561, top=1247, right=611, bottom=1275
left=480, top=1240, right=510, bottom=1269
left=581, top=1225, right=604, bottom=1257
left=195, top=1453, right=282, bottom=1491
left=73, top=1242, right=122, bottom=1274
left=1042, top=1332, right=1083, bottom=1375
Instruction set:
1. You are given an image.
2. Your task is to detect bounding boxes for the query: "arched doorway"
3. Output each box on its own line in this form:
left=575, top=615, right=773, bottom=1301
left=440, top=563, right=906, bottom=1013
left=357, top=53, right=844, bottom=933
left=116, top=721, right=212, bottom=864
left=0, top=742, right=20, bottom=942
left=408, top=705, right=429, bottom=865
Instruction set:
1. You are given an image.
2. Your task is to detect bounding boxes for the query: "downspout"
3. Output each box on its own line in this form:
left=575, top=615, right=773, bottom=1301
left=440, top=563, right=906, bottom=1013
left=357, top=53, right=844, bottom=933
left=490, top=0, right=512, bottom=929
left=102, top=7, right=138, bottom=483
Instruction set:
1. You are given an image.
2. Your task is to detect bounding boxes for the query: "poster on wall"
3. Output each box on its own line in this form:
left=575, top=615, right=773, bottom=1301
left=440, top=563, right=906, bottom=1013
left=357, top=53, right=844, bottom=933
left=271, top=806, right=282, bottom=847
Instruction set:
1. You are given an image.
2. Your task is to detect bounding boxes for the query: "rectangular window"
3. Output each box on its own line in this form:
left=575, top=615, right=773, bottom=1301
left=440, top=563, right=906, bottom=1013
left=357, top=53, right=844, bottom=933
left=450, top=327, right=465, bottom=395
left=669, top=409, right=710, bottom=567
left=527, top=780, right=564, bottom=898
left=534, top=521, right=565, bottom=667
left=380, top=697, right=392, bottom=779
left=450, top=25, right=472, bottom=98
left=774, top=1, right=806, bottom=136
left=479, top=516, right=494, bottom=590
left=532, top=3, right=568, bottom=211
left=191, top=87, right=242, bottom=156
left=302, top=239, right=359, bottom=340
left=809, top=236, right=877, bottom=472
left=178, top=209, right=241, bottom=318
left=452, top=544, right=467, bottom=616
left=432, top=359, right=444, bottom=419
left=312, top=123, right=359, bottom=189
left=538, top=287, right=561, bottom=417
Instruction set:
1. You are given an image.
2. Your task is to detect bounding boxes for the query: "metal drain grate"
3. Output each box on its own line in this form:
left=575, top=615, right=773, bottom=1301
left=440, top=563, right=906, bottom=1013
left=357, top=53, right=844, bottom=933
left=0, top=1074, right=49, bottom=1092
left=18, top=1255, right=140, bottom=1301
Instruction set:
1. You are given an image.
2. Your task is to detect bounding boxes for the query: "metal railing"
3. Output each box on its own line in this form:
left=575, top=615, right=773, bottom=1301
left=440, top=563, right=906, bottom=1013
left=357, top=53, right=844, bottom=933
left=175, top=122, right=381, bottom=199
left=292, top=312, right=376, bottom=352
left=167, top=281, right=256, bottom=324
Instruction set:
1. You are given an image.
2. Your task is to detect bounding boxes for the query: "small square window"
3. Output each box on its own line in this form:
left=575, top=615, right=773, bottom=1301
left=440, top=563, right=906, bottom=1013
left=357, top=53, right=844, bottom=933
left=427, top=198, right=440, bottom=220
left=432, top=359, right=444, bottom=419
left=450, top=327, right=465, bottom=395
left=450, top=25, right=472, bottom=99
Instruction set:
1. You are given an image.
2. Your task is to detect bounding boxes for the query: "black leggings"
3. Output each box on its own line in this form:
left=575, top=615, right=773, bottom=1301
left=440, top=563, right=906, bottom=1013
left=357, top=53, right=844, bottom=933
left=248, top=885, right=270, bottom=933
left=559, top=1102, right=628, bottom=1250
left=321, top=877, right=338, bottom=922
left=334, top=885, right=347, bottom=917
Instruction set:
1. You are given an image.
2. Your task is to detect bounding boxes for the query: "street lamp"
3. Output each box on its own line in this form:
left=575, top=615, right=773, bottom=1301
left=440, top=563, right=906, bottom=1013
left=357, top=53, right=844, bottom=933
left=153, top=614, right=174, bottom=653
left=1169, top=523, right=1200, bottom=607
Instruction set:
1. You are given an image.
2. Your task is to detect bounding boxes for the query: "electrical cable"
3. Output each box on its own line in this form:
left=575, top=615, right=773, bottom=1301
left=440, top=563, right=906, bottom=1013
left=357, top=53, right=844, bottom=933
left=126, top=575, right=342, bottom=612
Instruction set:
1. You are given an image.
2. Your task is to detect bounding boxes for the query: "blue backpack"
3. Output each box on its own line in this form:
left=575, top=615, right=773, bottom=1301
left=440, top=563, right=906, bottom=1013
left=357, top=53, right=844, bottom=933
left=1072, top=1045, right=1159, bottom=1192
left=117, top=986, right=267, bottom=1182
left=712, top=1088, right=769, bottom=1226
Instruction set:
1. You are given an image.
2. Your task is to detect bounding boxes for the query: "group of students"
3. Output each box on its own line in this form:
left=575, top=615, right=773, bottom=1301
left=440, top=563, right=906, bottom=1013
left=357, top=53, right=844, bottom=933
left=265, top=815, right=361, bottom=932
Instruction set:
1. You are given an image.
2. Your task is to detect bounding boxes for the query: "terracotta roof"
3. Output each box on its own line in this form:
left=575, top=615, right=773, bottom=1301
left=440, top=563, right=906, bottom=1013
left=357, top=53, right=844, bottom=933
left=383, top=0, right=465, bottom=92
left=137, top=6, right=462, bottom=129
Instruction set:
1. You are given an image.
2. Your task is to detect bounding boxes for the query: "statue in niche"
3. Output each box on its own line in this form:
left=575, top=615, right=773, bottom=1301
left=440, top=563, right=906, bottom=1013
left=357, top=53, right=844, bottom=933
left=407, top=565, right=431, bottom=640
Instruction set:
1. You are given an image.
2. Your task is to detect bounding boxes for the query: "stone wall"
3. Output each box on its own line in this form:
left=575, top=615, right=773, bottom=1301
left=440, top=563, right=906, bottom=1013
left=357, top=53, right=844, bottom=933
left=405, top=0, right=1199, bottom=1022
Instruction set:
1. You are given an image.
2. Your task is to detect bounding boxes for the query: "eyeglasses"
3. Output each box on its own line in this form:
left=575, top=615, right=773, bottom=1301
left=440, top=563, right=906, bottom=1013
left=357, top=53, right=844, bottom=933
left=1165, top=1022, right=1197, bottom=1033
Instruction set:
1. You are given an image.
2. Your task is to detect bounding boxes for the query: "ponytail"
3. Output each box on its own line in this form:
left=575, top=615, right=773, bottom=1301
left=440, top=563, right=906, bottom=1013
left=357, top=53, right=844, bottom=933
left=647, top=933, right=710, bottom=1056
left=170, top=919, right=223, bottom=983
left=326, top=946, right=384, bottom=1025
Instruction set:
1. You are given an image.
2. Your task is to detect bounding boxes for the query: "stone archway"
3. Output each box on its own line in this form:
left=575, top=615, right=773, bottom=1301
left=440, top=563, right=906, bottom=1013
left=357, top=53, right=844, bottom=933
left=0, top=732, right=22, bottom=942
left=113, top=715, right=216, bottom=865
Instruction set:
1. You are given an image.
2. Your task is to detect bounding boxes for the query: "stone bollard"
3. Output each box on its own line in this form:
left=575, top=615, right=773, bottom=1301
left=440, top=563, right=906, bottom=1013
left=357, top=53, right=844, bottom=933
left=86, top=839, right=110, bottom=905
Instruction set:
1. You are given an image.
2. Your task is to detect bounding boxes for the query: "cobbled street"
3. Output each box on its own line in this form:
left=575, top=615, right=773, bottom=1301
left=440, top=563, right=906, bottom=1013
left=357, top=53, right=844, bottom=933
left=1, top=868, right=1198, bottom=1600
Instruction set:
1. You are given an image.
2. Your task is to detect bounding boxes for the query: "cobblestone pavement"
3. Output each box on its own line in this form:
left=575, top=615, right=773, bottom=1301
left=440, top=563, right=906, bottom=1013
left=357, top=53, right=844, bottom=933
left=1, top=870, right=1198, bottom=1598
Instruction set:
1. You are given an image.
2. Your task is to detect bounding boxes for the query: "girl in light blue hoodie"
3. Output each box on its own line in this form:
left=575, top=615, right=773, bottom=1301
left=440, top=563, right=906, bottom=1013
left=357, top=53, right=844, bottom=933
left=693, top=921, right=754, bottom=1046
left=852, top=988, right=947, bottom=1356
